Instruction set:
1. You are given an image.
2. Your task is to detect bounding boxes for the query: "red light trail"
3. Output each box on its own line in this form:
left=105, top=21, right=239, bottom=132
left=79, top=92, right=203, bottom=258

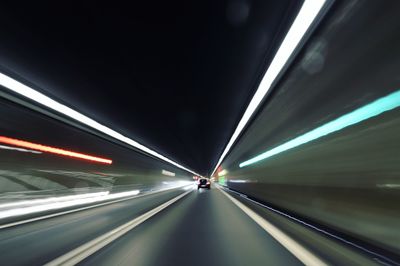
left=0, top=136, right=112, bottom=164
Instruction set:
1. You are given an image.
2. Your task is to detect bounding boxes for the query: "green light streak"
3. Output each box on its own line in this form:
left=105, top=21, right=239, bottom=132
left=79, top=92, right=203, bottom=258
left=240, top=90, right=400, bottom=168
left=218, top=176, right=226, bottom=186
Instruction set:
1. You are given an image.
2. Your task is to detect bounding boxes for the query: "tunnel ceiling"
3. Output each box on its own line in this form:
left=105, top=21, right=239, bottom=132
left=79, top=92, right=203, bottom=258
left=0, top=1, right=302, bottom=176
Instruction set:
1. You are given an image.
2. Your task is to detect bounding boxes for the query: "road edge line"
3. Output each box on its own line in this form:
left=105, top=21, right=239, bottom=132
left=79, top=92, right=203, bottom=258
left=217, top=186, right=327, bottom=266
left=45, top=189, right=192, bottom=266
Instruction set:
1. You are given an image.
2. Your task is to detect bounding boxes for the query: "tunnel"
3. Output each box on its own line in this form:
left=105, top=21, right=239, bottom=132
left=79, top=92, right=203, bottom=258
left=0, top=1, right=400, bottom=265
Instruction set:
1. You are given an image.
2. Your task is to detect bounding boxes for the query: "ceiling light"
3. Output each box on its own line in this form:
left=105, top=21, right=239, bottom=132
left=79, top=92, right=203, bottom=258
left=0, top=73, right=201, bottom=175
left=211, top=0, right=327, bottom=176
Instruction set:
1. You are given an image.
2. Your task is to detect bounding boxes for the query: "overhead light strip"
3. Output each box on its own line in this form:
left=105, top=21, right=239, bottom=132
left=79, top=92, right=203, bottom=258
left=211, top=0, right=327, bottom=176
left=0, top=74, right=200, bottom=175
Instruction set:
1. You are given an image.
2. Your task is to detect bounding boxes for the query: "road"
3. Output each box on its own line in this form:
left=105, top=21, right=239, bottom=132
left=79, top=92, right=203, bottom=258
left=0, top=185, right=306, bottom=266
left=80, top=186, right=302, bottom=266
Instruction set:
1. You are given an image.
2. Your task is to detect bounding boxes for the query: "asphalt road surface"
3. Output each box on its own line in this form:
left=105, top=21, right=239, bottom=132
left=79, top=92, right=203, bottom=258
left=0, top=185, right=305, bottom=266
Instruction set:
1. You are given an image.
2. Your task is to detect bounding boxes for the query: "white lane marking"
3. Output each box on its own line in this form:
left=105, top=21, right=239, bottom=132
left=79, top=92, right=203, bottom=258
left=217, top=187, right=327, bottom=266
left=45, top=189, right=192, bottom=266
left=0, top=185, right=190, bottom=230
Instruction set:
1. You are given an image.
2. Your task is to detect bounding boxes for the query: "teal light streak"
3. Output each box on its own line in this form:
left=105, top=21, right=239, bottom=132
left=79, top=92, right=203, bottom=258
left=240, top=90, right=400, bottom=168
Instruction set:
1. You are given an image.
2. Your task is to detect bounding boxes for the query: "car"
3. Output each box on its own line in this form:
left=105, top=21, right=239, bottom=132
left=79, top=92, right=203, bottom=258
left=197, top=178, right=211, bottom=190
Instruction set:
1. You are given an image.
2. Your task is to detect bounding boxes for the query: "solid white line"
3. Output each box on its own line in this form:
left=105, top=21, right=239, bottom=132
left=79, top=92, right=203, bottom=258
left=45, top=189, right=192, bottom=266
left=0, top=185, right=191, bottom=230
left=217, top=187, right=327, bottom=266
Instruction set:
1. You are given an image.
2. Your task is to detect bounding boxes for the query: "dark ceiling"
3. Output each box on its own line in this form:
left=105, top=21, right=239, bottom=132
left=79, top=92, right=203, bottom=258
left=0, top=1, right=302, bottom=176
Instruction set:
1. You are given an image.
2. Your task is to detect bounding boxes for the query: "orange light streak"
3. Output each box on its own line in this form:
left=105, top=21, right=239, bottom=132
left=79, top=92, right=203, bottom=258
left=0, top=136, right=112, bottom=164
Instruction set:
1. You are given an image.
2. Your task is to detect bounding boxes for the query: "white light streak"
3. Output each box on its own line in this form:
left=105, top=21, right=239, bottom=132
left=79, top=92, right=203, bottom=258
left=162, top=169, right=176, bottom=176
left=0, top=144, right=42, bottom=154
left=211, top=0, right=327, bottom=176
left=0, top=190, right=140, bottom=220
left=0, top=191, right=109, bottom=209
left=0, top=73, right=200, bottom=176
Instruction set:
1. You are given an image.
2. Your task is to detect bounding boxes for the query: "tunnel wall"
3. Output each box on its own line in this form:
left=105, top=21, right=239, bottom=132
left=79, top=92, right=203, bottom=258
left=0, top=96, right=193, bottom=198
left=218, top=0, right=400, bottom=255
left=221, top=108, right=400, bottom=254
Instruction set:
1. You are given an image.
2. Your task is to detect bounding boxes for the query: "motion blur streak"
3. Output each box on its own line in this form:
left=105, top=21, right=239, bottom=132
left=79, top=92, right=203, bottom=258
left=0, top=190, right=140, bottom=220
left=0, top=73, right=200, bottom=176
left=0, top=191, right=109, bottom=209
left=218, top=169, right=228, bottom=176
left=211, top=0, right=327, bottom=176
left=0, top=136, right=112, bottom=164
left=0, top=144, right=42, bottom=154
left=162, top=169, right=175, bottom=176
left=240, top=89, right=400, bottom=167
